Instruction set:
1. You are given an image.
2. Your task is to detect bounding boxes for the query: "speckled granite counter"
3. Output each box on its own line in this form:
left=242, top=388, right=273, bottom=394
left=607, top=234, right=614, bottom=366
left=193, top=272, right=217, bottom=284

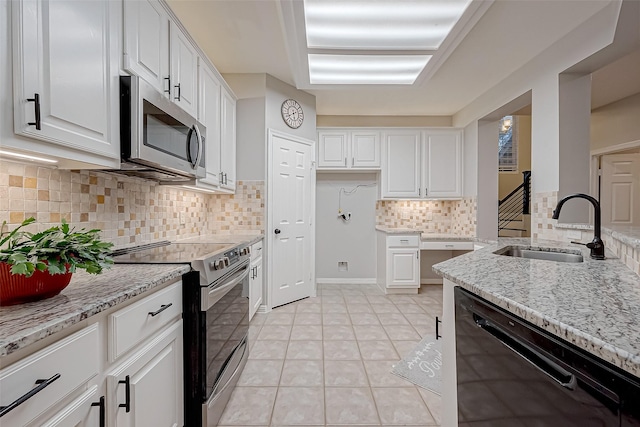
left=433, top=238, right=640, bottom=377
left=0, top=264, right=189, bottom=357
left=375, top=226, right=422, bottom=235
left=375, top=227, right=474, bottom=242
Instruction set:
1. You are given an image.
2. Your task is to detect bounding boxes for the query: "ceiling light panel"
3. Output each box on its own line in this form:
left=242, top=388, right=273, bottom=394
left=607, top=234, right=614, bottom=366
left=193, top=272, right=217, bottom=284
left=308, top=54, right=432, bottom=84
left=304, top=0, right=472, bottom=50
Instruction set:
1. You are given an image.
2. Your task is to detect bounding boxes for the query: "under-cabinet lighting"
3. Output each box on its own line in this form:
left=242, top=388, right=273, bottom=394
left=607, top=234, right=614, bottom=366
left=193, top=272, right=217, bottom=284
left=303, top=0, right=472, bottom=50
left=0, top=149, right=58, bottom=164
left=181, top=185, right=219, bottom=194
left=308, top=54, right=431, bottom=84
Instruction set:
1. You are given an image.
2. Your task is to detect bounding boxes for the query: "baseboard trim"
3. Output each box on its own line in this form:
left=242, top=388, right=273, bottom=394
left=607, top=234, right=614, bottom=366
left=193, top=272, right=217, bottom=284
left=316, top=278, right=377, bottom=285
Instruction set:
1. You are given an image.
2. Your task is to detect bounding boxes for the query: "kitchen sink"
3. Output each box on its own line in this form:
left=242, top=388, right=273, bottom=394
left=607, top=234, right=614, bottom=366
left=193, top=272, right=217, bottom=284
left=494, top=246, right=584, bottom=263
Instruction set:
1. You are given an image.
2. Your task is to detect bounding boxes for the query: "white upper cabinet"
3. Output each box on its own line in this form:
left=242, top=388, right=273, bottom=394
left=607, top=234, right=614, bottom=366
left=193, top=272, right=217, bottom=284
left=169, top=21, right=198, bottom=118
left=351, top=131, right=381, bottom=168
left=317, top=129, right=381, bottom=170
left=318, top=130, right=348, bottom=168
left=381, top=130, right=421, bottom=198
left=381, top=128, right=463, bottom=199
left=123, top=0, right=170, bottom=96
left=12, top=0, right=120, bottom=166
left=422, top=129, right=462, bottom=199
left=198, top=62, right=222, bottom=188
left=123, top=0, right=199, bottom=118
left=220, top=87, right=236, bottom=191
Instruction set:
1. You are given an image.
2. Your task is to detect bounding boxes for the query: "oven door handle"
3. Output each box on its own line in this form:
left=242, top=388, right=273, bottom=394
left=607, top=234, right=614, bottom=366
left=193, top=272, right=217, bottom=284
left=201, top=265, right=249, bottom=311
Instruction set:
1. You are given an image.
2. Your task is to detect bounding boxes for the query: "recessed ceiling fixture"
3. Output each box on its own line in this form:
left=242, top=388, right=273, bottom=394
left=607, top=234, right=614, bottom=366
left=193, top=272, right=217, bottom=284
left=308, top=54, right=431, bottom=85
left=304, top=0, right=473, bottom=50
left=302, top=0, right=472, bottom=85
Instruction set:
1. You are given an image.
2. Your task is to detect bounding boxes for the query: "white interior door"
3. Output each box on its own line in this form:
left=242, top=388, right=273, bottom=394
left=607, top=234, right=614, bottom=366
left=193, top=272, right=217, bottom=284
left=269, top=130, right=315, bottom=308
left=601, top=153, right=640, bottom=225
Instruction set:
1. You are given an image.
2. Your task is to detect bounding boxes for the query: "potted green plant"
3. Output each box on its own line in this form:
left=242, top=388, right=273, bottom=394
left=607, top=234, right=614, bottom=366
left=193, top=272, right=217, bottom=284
left=0, top=217, right=114, bottom=306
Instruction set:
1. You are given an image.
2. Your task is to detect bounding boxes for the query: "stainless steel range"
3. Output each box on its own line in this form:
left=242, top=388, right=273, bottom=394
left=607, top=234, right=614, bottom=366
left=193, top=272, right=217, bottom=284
left=112, top=240, right=251, bottom=427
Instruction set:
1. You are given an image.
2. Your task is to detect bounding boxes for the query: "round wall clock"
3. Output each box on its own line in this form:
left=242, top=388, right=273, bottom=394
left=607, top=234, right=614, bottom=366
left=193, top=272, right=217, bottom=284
left=281, top=99, right=304, bottom=129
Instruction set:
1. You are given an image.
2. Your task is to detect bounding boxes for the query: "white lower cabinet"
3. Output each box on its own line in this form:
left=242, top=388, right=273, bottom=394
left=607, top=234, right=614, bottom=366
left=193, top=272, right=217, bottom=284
left=376, top=232, right=420, bottom=293
left=107, top=320, right=183, bottom=427
left=249, top=239, right=264, bottom=319
left=0, top=279, right=183, bottom=427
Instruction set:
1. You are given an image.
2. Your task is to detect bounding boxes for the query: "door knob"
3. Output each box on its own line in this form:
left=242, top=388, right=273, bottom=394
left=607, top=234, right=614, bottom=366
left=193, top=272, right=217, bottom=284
left=274, top=229, right=281, bottom=235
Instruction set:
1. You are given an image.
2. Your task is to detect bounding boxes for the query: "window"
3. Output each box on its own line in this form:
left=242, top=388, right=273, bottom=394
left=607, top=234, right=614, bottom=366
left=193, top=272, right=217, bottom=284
left=498, top=115, right=518, bottom=172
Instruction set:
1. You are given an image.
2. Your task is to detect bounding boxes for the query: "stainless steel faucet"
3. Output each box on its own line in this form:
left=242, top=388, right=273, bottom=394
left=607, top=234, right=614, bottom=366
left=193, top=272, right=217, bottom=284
left=552, top=193, right=605, bottom=260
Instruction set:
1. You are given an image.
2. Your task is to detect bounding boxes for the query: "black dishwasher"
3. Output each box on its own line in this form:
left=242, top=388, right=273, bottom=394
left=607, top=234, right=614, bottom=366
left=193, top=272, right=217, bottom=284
left=455, top=287, right=640, bottom=426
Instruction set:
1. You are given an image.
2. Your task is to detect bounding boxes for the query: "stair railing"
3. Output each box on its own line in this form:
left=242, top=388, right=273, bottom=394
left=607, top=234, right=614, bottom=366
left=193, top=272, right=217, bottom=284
left=498, top=171, right=531, bottom=232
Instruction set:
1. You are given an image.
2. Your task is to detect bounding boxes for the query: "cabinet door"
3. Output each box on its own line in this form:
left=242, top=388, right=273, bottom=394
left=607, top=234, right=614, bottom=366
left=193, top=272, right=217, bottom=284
left=13, top=0, right=120, bottom=161
left=351, top=131, right=380, bottom=168
left=381, top=131, right=421, bottom=198
left=198, top=63, right=222, bottom=187
left=170, top=21, right=198, bottom=118
left=250, top=259, right=263, bottom=320
left=108, top=321, right=183, bottom=427
left=423, top=130, right=462, bottom=198
left=387, top=249, right=420, bottom=287
left=220, top=88, right=237, bottom=191
left=318, top=131, right=349, bottom=168
left=123, top=0, right=170, bottom=96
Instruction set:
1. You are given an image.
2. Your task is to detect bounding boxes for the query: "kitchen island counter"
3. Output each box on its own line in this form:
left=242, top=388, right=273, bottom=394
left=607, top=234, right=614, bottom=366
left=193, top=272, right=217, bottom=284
left=433, top=237, right=640, bottom=377
left=0, top=264, right=189, bottom=358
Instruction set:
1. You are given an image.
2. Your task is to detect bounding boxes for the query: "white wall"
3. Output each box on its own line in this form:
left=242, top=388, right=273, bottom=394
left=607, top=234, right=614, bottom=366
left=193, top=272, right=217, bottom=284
left=235, top=97, right=266, bottom=181
left=265, top=74, right=317, bottom=142
left=316, top=173, right=378, bottom=282
left=463, top=121, right=478, bottom=198
left=591, top=92, right=640, bottom=151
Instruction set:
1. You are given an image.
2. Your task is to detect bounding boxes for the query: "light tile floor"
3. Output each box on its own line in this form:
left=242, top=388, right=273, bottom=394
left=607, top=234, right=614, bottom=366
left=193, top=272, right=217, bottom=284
left=218, top=284, right=444, bottom=427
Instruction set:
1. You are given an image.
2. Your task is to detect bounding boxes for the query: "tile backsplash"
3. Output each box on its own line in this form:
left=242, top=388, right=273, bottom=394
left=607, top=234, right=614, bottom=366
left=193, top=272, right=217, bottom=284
left=375, top=197, right=476, bottom=236
left=0, top=160, right=264, bottom=248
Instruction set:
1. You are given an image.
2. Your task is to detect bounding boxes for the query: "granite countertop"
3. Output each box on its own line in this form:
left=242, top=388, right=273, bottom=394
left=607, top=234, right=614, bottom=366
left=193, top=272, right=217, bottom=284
left=176, top=233, right=264, bottom=246
left=433, top=238, right=640, bottom=377
left=0, top=264, right=190, bottom=357
left=375, top=226, right=422, bottom=235
left=556, top=223, right=640, bottom=250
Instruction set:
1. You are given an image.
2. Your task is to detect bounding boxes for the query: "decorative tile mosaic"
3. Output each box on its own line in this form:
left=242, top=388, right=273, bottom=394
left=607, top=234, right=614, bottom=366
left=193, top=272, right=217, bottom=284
left=0, top=160, right=264, bottom=247
left=532, top=191, right=559, bottom=241
left=375, top=198, right=476, bottom=236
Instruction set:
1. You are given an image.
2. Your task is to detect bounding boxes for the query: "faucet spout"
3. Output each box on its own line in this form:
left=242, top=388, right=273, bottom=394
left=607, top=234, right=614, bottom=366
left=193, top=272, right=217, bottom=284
left=552, top=193, right=605, bottom=260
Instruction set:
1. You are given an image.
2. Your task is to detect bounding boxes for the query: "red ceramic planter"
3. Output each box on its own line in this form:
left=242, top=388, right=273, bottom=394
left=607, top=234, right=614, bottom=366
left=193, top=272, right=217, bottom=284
left=0, top=262, right=72, bottom=306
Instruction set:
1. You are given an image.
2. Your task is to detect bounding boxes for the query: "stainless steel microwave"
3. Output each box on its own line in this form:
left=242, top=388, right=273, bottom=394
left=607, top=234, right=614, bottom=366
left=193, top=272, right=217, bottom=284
left=118, top=75, right=206, bottom=182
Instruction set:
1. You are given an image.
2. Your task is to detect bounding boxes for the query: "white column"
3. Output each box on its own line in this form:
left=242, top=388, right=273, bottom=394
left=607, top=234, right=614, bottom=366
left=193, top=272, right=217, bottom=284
left=476, top=120, right=499, bottom=241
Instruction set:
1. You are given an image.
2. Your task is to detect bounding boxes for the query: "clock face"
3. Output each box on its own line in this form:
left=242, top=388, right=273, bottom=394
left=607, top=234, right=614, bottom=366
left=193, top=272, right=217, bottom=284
left=281, top=99, right=304, bottom=129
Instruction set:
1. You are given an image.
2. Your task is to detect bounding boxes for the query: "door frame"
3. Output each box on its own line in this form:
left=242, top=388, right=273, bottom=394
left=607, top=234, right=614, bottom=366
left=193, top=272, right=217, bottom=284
left=266, top=128, right=317, bottom=311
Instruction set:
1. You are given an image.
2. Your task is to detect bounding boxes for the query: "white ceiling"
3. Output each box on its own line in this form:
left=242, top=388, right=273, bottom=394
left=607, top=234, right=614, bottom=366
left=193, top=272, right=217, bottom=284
left=167, top=0, right=638, bottom=116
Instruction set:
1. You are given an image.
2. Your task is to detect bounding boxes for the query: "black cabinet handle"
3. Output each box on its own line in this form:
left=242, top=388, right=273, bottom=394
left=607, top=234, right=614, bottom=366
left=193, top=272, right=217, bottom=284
left=0, top=373, right=60, bottom=417
left=91, top=396, right=105, bottom=427
left=274, top=229, right=281, bottom=235
left=164, top=76, right=171, bottom=96
left=118, top=375, right=131, bottom=412
left=435, top=316, right=442, bottom=340
left=148, top=303, right=172, bottom=317
left=26, top=93, right=41, bottom=130
left=174, top=83, right=181, bottom=101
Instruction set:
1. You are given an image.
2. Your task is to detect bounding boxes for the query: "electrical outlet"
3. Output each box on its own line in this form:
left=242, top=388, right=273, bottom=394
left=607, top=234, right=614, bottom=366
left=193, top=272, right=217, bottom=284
left=401, top=210, right=410, bottom=220
left=179, top=211, right=186, bottom=224
left=426, top=212, right=433, bottom=221
left=567, top=229, right=582, bottom=240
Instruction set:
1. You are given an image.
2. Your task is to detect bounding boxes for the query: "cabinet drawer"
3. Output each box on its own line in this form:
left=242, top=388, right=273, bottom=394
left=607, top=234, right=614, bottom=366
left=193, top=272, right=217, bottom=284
left=251, top=240, right=263, bottom=261
left=108, top=280, right=182, bottom=362
left=420, top=241, right=474, bottom=250
left=387, top=235, right=420, bottom=248
left=0, top=325, right=99, bottom=426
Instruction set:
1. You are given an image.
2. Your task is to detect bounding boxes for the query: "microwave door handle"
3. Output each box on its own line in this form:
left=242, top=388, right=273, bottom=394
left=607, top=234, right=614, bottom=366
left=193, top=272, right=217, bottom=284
left=201, top=266, right=249, bottom=311
left=190, top=124, right=203, bottom=169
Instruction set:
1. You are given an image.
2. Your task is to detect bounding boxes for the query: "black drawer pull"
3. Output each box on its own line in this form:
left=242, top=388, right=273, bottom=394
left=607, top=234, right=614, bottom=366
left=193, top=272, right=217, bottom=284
left=91, top=396, right=105, bottom=427
left=26, top=93, right=41, bottom=130
left=435, top=316, right=442, bottom=340
left=148, top=303, right=172, bottom=317
left=0, top=373, right=60, bottom=417
left=118, top=375, right=131, bottom=412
